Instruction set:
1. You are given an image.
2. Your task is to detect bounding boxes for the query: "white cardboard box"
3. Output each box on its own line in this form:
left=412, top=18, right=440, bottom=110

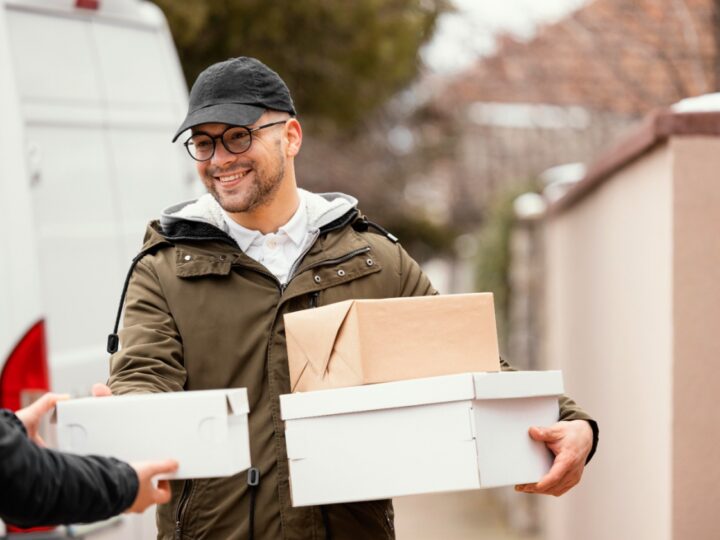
left=280, top=371, right=562, bottom=506
left=56, top=389, right=251, bottom=479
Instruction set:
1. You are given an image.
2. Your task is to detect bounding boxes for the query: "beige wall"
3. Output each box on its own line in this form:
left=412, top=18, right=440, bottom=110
left=671, top=137, right=720, bottom=540
left=543, top=144, right=674, bottom=540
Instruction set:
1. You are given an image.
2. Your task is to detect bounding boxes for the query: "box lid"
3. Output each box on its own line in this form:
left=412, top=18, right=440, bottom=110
left=280, top=371, right=563, bottom=420
left=473, top=371, right=564, bottom=398
left=56, top=388, right=249, bottom=417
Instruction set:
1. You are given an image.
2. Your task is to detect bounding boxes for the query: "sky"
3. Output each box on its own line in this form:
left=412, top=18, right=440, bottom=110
left=422, top=0, right=590, bottom=73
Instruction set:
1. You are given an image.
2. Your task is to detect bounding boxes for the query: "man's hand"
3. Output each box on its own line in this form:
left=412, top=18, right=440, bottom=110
left=126, top=460, right=179, bottom=513
left=91, top=383, right=113, bottom=397
left=15, top=392, right=70, bottom=446
left=515, top=419, right=593, bottom=497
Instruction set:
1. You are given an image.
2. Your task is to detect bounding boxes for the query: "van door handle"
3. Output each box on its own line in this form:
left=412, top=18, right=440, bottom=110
left=27, top=141, right=42, bottom=187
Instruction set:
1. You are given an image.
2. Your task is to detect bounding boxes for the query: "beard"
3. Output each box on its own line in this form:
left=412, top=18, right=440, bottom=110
left=202, top=145, right=286, bottom=214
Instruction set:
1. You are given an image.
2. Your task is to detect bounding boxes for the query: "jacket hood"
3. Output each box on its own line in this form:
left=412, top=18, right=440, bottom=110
left=159, top=189, right=358, bottom=235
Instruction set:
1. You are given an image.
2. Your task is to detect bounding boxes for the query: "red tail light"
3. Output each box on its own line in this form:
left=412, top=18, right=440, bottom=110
left=0, top=320, right=50, bottom=411
left=76, top=0, right=100, bottom=9
left=1, top=320, right=53, bottom=533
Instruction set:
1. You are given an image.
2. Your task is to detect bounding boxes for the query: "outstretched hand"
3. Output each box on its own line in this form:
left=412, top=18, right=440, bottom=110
left=126, top=460, right=179, bottom=513
left=515, top=420, right=593, bottom=497
left=15, top=392, right=70, bottom=447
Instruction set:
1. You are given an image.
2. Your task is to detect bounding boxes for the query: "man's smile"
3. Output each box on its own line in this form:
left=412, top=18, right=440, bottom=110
left=214, top=168, right=252, bottom=185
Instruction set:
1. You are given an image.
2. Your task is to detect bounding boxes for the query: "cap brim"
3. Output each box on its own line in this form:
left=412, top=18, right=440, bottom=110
left=172, top=103, right=266, bottom=142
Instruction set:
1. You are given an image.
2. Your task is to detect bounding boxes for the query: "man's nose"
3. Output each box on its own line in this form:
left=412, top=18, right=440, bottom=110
left=211, top=138, right=235, bottom=167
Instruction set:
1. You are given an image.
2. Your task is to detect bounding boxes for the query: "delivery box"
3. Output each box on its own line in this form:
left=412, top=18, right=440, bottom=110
left=280, top=371, right=562, bottom=506
left=284, top=293, right=500, bottom=392
left=55, top=389, right=251, bottom=479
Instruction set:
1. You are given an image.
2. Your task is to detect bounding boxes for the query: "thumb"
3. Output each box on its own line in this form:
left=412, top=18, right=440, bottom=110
left=528, top=425, right=562, bottom=442
left=91, top=383, right=113, bottom=397
left=154, top=480, right=172, bottom=505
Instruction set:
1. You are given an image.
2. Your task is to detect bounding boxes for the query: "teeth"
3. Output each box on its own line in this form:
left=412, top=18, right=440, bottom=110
left=217, top=170, right=249, bottom=183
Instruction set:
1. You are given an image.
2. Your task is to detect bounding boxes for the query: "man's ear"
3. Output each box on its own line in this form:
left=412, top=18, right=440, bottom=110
left=285, top=118, right=302, bottom=157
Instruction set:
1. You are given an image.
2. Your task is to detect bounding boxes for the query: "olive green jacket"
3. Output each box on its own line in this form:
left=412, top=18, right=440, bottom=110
left=108, top=191, right=595, bottom=540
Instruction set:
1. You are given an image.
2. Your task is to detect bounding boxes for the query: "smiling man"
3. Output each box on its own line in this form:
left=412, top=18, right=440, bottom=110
left=105, top=57, right=598, bottom=540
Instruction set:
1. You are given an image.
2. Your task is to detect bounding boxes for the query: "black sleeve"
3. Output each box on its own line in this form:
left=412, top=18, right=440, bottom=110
left=0, top=409, right=139, bottom=527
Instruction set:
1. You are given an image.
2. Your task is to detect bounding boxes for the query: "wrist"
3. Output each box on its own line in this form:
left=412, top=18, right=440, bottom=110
left=1, top=409, right=28, bottom=436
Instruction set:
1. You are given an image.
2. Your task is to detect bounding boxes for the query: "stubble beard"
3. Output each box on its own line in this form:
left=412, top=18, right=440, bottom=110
left=205, top=149, right=286, bottom=214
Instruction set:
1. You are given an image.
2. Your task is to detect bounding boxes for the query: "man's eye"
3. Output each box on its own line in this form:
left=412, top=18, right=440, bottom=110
left=194, top=139, right=212, bottom=150
left=227, top=130, right=250, bottom=142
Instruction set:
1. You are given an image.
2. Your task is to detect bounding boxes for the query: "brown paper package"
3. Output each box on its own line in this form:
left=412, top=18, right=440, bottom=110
left=285, top=293, right=501, bottom=392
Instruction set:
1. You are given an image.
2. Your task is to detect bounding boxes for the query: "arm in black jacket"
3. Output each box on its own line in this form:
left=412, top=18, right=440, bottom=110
left=0, top=409, right=139, bottom=527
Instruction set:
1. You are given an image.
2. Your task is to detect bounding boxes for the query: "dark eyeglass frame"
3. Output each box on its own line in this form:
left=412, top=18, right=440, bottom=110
left=183, top=120, right=288, bottom=162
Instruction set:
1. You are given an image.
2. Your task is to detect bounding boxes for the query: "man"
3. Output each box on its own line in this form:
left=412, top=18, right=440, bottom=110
left=0, top=393, right=177, bottom=527
left=105, top=57, right=598, bottom=539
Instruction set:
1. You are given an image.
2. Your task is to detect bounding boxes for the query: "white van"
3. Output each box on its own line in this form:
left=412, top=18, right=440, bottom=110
left=0, top=0, right=193, bottom=536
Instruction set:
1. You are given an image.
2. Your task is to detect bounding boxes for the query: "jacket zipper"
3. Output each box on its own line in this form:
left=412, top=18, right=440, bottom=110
left=283, top=229, right=320, bottom=289
left=280, top=207, right=361, bottom=288
left=385, top=509, right=394, bottom=533
left=174, top=480, right=193, bottom=540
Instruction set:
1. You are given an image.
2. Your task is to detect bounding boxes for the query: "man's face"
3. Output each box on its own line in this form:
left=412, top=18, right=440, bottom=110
left=193, top=116, right=287, bottom=215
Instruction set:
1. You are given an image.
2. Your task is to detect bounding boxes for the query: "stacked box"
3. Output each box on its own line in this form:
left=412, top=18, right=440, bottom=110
left=280, top=371, right=562, bottom=506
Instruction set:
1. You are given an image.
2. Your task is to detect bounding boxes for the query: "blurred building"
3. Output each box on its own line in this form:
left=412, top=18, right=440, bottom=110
left=395, top=2, right=720, bottom=538
left=537, top=101, right=720, bottom=540
left=406, top=0, right=720, bottom=233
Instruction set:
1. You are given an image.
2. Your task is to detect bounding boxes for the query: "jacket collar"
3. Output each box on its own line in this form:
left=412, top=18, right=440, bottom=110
left=159, top=189, right=358, bottom=237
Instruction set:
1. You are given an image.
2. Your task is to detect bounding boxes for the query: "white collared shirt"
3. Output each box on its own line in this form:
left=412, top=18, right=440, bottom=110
left=222, top=193, right=312, bottom=284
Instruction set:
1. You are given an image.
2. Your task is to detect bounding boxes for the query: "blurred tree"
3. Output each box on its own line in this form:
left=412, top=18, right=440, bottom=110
left=474, top=181, right=537, bottom=346
left=152, top=0, right=450, bottom=130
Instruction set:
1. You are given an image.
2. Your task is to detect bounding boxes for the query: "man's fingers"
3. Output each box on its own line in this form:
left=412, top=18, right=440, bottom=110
left=538, top=469, right=581, bottom=497
left=518, top=421, right=592, bottom=497
left=551, top=474, right=581, bottom=497
left=91, top=383, right=113, bottom=397
left=532, top=456, right=571, bottom=492
left=528, top=425, right=563, bottom=443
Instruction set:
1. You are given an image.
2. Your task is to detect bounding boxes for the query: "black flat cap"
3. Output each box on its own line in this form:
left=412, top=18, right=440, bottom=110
left=172, top=57, right=296, bottom=142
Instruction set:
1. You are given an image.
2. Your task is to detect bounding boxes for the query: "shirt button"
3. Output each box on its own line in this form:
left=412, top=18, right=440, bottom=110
left=267, top=239, right=278, bottom=249
left=184, top=255, right=192, bottom=261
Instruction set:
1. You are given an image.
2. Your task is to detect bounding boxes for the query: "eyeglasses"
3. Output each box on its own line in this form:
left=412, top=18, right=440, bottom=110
left=183, top=120, right=288, bottom=161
